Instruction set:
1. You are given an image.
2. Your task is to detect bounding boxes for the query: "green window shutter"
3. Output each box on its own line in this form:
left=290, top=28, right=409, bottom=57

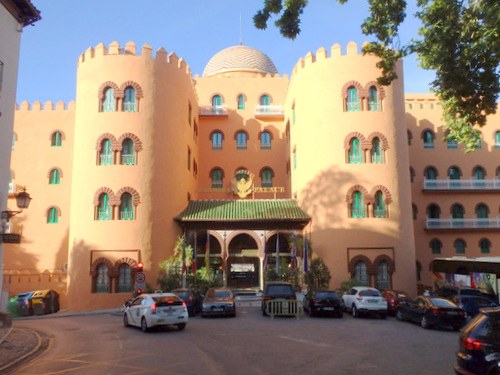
left=120, top=193, right=134, bottom=220
left=351, top=191, right=365, bottom=218
left=474, top=167, right=485, bottom=180
left=424, top=131, right=434, bottom=148
left=480, top=239, right=490, bottom=254
left=48, top=207, right=58, bottom=223
left=368, top=87, right=380, bottom=111
left=349, top=138, right=362, bottom=163
left=431, top=240, right=441, bottom=254
left=98, top=193, right=111, bottom=220
left=123, top=87, right=137, bottom=112
left=51, top=132, right=62, bottom=147
left=103, top=88, right=115, bottom=112
left=121, top=139, right=135, bottom=165
left=50, top=169, right=60, bottom=184
left=261, top=132, right=271, bottom=149
left=347, top=87, right=360, bottom=111
left=260, top=95, right=270, bottom=106
left=426, top=167, right=437, bottom=180
left=238, top=95, right=245, bottom=110
left=212, top=132, right=222, bottom=150
left=100, top=139, right=113, bottom=165
left=374, top=191, right=386, bottom=218
left=262, top=168, right=273, bottom=187
left=211, top=169, right=223, bottom=188
left=455, top=240, right=465, bottom=254
left=237, top=132, right=247, bottom=150
left=477, top=205, right=488, bottom=219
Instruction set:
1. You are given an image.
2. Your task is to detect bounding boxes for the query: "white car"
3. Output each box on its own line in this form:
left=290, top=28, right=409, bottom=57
left=342, top=286, right=388, bottom=319
left=123, top=293, right=189, bottom=332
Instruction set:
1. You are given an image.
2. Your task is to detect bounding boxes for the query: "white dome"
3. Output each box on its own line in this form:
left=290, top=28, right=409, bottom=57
left=203, top=45, right=278, bottom=77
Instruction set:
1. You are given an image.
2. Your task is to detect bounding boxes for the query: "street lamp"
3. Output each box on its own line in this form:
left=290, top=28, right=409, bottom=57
left=2, top=187, right=32, bottom=221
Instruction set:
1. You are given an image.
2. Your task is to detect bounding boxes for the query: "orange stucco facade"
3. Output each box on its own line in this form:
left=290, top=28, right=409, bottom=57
left=4, top=40, right=500, bottom=311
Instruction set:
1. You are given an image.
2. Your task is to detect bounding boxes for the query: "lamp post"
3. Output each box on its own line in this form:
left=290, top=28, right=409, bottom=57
left=1, top=187, right=32, bottom=310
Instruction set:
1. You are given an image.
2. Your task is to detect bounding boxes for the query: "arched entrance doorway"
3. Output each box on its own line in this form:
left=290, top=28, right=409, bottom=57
left=264, top=233, right=296, bottom=278
left=227, top=233, right=260, bottom=289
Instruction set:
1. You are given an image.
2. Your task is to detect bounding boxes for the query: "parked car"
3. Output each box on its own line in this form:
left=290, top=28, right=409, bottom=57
left=380, top=289, right=410, bottom=315
left=201, top=288, right=236, bottom=317
left=123, top=293, right=188, bottom=332
left=396, top=296, right=467, bottom=330
left=303, top=290, right=343, bottom=318
left=261, top=281, right=297, bottom=316
left=454, top=307, right=500, bottom=375
left=171, top=288, right=203, bottom=316
left=342, top=286, right=388, bottom=319
left=456, top=295, right=499, bottom=319
left=433, top=286, right=484, bottom=304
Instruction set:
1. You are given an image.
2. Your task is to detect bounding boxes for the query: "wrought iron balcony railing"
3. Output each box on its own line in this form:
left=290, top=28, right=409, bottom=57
left=426, top=217, right=500, bottom=229
left=199, top=105, right=228, bottom=116
left=423, top=178, right=500, bottom=191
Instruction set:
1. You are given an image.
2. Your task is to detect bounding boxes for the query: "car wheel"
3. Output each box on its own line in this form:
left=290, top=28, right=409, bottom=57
left=352, top=305, right=359, bottom=318
left=396, top=309, right=404, bottom=321
left=177, top=323, right=186, bottom=331
left=123, top=313, right=129, bottom=327
left=421, top=315, right=431, bottom=329
left=141, top=317, right=149, bottom=332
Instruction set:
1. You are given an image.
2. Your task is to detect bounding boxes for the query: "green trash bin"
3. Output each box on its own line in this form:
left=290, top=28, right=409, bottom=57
left=7, top=295, right=21, bottom=317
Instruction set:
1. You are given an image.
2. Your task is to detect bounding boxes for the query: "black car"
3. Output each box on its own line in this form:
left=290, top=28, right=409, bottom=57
left=201, top=288, right=236, bottom=317
left=171, top=288, right=203, bottom=316
left=456, top=295, right=499, bottom=319
left=455, top=307, right=500, bottom=375
left=396, top=296, right=467, bottom=330
left=261, top=281, right=296, bottom=316
left=303, top=290, right=343, bottom=318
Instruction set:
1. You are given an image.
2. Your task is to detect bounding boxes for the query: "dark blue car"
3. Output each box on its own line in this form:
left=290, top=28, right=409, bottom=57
left=456, top=295, right=498, bottom=319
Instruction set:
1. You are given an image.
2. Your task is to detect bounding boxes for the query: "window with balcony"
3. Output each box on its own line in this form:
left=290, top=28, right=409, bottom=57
left=117, top=264, right=132, bottom=293
left=452, top=204, right=464, bottom=221
left=480, top=238, right=491, bottom=254
left=119, top=193, right=134, bottom=220
left=377, top=261, right=390, bottom=289
left=495, top=131, right=500, bottom=148
left=100, top=139, right=113, bottom=165
left=371, top=137, right=383, bottom=163
left=49, top=169, right=60, bottom=185
left=449, top=166, right=461, bottom=188
left=98, top=193, right=111, bottom=220
left=261, top=168, right=273, bottom=187
left=212, top=132, right=223, bottom=150
left=368, top=86, right=380, bottom=111
left=121, top=138, right=136, bottom=165
left=346, top=87, right=360, bottom=112
left=95, top=264, right=110, bottom=293
left=51, top=131, right=62, bottom=147
left=123, top=87, right=137, bottom=112
left=47, top=207, right=59, bottom=223
left=425, top=166, right=438, bottom=179
left=423, top=130, right=434, bottom=149
left=236, top=132, right=247, bottom=150
left=430, top=238, right=442, bottom=254
left=374, top=191, right=386, bottom=218
left=351, top=191, right=365, bottom=218
left=211, top=168, right=223, bottom=188
left=354, top=261, right=368, bottom=284
left=212, top=95, right=223, bottom=113
left=238, top=95, right=245, bottom=110
left=102, top=88, right=116, bottom=112
left=260, top=131, right=271, bottom=150
left=427, top=204, right=440, bottom=219
left=348, top=138, right=362, bottom=164
left=455, top=239, right=466, bottom=254
left=446, top=132, right=457, bottom=149
left=260, top=95, right=271, bottom=112
left=477, top=203, right=489, bottom=227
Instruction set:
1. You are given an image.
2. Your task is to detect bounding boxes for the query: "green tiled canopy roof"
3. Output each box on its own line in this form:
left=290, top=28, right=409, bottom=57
left=175, top=200, right=311, bottom=224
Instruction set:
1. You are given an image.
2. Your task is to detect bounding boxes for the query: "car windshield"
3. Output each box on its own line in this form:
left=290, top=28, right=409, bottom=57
left=173, top=291, right=190, bottom=299
left=267, top=285, right=294, bottom=295
left=429, top=298, right=456, bottom=307
left=359, top=290, right=380, bottom=297
left=315, top=292, right=339, bottom=300
left=207, top=290, right=231, bottom=298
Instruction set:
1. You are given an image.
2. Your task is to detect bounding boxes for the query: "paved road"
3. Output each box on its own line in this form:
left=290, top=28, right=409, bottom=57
left=11, top=306, right=458, bottom=374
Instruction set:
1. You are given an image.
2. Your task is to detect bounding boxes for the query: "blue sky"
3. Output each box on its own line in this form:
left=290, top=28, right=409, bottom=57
left=16, top=0, right=434, bottom=104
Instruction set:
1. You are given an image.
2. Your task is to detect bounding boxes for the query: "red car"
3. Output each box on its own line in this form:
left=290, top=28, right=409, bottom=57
left=380, top=289, right=410, bottom=315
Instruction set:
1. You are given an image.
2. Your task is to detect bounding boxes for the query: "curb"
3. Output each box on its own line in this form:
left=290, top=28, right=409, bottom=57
left=0, top=326, right=13, bottom=345
left=0, top=328, right=44, bottom=374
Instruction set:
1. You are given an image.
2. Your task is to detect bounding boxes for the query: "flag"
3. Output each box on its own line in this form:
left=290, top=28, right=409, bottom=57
left=181, top=236, right=187, bottom=274
left=275, top=233, right=280, bottom=274
left=290, top=241, right=296, bottom=273
left=223, top=235, right=228, bottom=274
left=263, top=236, right=269, bottom=274
left=192, top=231, right=197, bottom=274
left=304, top=235, right=309, bottom=273
left=205, top=232, right=210, bottom=273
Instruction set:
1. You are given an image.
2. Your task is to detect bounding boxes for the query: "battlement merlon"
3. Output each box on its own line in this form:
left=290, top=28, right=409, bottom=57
left=77, top=41, right=193, bottom=77
left=16, top=100, right=76, bottom=111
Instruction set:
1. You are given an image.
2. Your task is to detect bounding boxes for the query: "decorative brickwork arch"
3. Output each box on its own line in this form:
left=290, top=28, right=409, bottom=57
left=345, top=185, right=370, bottom=204
left=97, top=81, right=121, bottom=99
left=117, top=133, right=143, bottom=152
left=116, top=187, right=141, bottom=206
left=209, top=129, right=225, bottom=141
left=119, top=81, right=144, bottom=99
left=341, top=81, right=363, bottom=99
left=363, top=81, right=386, bottom=99
left=90, top=257, right=116, bottom=277
left=114, top=257, right=138, bottom=270
left=344, top=132, right=367, bottom=150
left=259, top=129, right=274, bottom=140
left=259, top=166, right=274, bottom=178
left=234, top=129, right=250, bottom=140
left=348, top=255, right=375, bottom=275
left=209, top=167, right=225, bottom=179
left=47, top=167, right=63, bottom=178
left=93, top=187, right=117, bottom=206
left=373, top=255, right=395, bottom=273
left=367, top=132, right=389, bottom=150
left=370, top=185, right=393, bottom=204
left=95, top=133, right=119, bottom=151
left=49, top=130, right=66, bottom=141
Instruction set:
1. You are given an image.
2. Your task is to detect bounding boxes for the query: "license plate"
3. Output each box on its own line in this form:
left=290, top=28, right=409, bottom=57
left=447, top=311, right=458, bottom=315
left=324, top=307, right=335, bottom=311
left=367, top=299, right=377, bottom=303
left=213, top=308, right=223, bottom=312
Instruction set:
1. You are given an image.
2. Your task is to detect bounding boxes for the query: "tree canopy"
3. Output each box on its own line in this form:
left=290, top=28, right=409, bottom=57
left=254, top=0, right=500, bottom=151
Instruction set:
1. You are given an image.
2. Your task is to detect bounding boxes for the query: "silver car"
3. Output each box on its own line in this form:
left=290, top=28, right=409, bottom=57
left=342, top=286, right=388, bottom=319
left=123, top=293, right=189, bottom=332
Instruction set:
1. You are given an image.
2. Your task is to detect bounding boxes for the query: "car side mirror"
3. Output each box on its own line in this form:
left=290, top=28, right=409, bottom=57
left=124, top=300, right=131, bottom=308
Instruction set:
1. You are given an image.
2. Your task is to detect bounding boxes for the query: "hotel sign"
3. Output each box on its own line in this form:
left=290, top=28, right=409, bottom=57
left=2, top=233, right=21, bottom=243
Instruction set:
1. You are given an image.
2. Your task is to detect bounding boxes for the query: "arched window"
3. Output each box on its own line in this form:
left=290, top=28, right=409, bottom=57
left=98, top=193, right=111, bottom=220
left=351, top=191, right=365, bottom=218
left=95, top=264, right=110, bottom=293
left=446, top=131, right=458, bottom=149
left=238, top=95, right=245, bottom=110
left=430, top=238, right=442, bottom=254
left=495, top=131, right=500, bottom=148
left=123, top=87, right=137, bottom=112
left=100, top=139, right=113, bottom=165
left=212, top=95, right=222, bottom=113
left=455, top=239, right=466, bottom=254
left=374, top=191, right=386, bottom=218
left=427, top=204, right=440, bottom=219
left=377, top=261, right=390, bottom=289
left=236, top=132, right=247, bottom=150
left=261, top=168, right=273, bottom=187
left=120, top=193, right=134, bottom=220
left=260, top=131, right=271, bottom=149
left=371, top=137, right=382, bottom=163
left=425, top=166, right=438, bottom=180
left=121, top=138, right=136, bottom=165
left=51, top=131, right=62, bottom=147
left=354, top=261, right=368, bottom=284
left=212, top=132, right=223, bottom=150
left=117, top=264, right=132, bottom=293
left=47, top=207, right=59, bottom=224
left=211, top=168, right=223, bottom=188
left=449, top=166, right=461, bottom=188
left=348, top=138, right=362, bottom=164
left=480, top=238, right=491, bottom=254
left=423, top=130, right=434, bottom=148
left=474, top=166, right=485, bottom=179
left=49, top=169, right=60, bottom=185
left=102, top=88, right=116, bottom=112
left=452, top=204, right=464, bottom=219
left=477, top=203, right=489, bottom=228
left=368, top=86, right=380, bottom=111
left=346, top=87, right=360, bottom=111
left=260, top=95, right=270, bottom=106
